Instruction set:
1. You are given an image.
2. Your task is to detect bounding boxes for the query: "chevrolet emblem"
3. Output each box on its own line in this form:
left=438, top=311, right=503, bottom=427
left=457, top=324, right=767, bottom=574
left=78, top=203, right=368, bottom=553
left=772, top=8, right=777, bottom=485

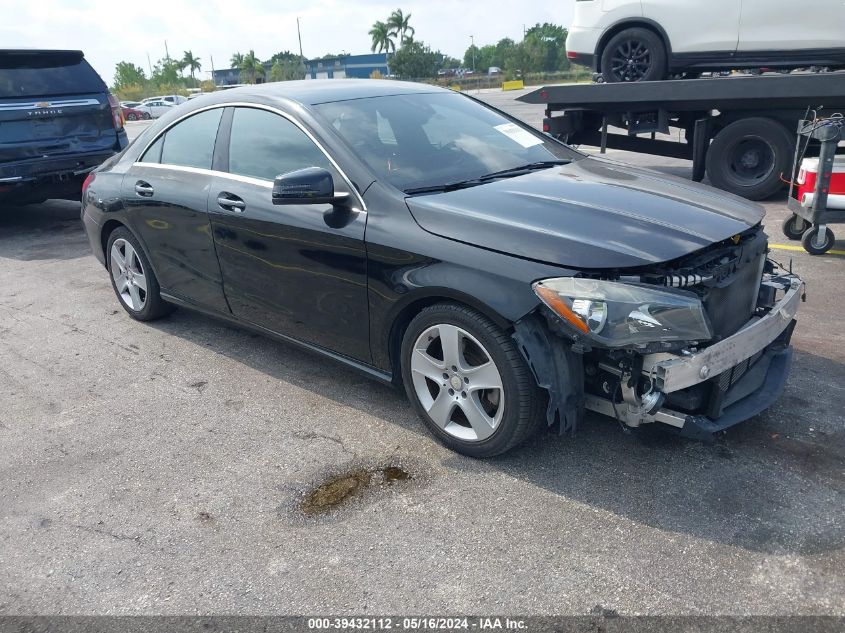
left=35, top=101, right=51, bottom=108
left=731, top=234, right=741, bottom=244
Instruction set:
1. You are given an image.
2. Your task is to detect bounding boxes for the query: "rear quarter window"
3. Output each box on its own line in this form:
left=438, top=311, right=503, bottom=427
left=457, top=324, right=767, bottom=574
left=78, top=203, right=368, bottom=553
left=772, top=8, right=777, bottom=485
left=0, top=52, right=106, bottom=98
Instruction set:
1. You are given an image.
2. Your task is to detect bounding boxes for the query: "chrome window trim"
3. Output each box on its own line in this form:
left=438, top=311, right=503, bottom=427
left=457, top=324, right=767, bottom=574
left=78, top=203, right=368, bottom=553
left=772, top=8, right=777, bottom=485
left=133, top=162, right=272, bottom=189
left=134, top=102, right=366, bottom=211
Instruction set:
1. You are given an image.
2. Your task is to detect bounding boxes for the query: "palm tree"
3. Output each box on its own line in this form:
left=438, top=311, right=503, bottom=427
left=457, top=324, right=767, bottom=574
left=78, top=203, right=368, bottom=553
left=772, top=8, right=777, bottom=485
left=387, top=9, right=415, bottom=46
left=230, top=52, right=244, bottom=69
left=239, top=50, right=264, bottom=84
left=368, top=20, right=395, bottom=54
left=181, top=50, right=202, bottom=84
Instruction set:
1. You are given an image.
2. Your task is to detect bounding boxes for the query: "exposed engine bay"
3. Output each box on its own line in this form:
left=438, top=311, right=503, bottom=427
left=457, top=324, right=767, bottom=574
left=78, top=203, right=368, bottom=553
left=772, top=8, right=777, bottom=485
left=514, top=224, right=804, bottom=440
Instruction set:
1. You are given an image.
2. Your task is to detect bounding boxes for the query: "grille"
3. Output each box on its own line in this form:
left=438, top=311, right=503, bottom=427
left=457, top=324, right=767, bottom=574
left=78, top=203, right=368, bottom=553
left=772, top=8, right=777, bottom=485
left=717, top=350, right=764, bottom=392
left=707, top=350, right=765, bottom=418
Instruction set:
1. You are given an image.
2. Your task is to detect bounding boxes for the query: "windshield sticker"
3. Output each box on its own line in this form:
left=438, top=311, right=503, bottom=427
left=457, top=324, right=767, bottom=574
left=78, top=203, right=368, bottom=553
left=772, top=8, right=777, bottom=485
left=494, top=123, right=544, bottom=148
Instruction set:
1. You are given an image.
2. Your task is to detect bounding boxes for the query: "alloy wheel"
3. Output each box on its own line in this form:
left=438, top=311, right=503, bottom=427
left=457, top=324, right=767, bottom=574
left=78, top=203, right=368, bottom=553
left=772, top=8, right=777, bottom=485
left=610, top=39, right=652, bottom=81
left=110, top=238, right=148, bottom=311
left=410, top=323, right=505, bottom=442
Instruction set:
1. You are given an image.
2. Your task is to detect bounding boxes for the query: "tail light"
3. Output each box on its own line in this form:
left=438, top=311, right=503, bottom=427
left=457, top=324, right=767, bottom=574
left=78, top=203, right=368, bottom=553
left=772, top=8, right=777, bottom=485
left=107, top=93, right=124, bottom=130
left=82, top=172, right=96, bottom=195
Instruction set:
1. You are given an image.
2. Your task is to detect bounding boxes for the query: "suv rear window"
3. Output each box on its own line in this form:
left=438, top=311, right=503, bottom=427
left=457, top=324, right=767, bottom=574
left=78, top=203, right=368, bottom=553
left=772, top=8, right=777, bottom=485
left=0, top=51, right=106, bottom=98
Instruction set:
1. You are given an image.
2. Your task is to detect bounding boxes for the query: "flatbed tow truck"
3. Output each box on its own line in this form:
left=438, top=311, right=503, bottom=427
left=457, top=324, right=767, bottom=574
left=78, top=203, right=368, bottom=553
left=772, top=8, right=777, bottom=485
left=520, top=73, right=845, bottom=200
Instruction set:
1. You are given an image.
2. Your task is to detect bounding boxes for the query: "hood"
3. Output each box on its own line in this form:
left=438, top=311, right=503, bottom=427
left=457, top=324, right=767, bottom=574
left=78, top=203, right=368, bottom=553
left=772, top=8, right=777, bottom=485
left=405, top=157, right=765, bottom=269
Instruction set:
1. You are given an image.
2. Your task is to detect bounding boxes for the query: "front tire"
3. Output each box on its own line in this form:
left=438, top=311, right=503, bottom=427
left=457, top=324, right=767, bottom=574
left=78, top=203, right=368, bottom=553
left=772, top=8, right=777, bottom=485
left=600, top=27, right=667, bottom=82
left=400, top=304, right=542, bottom=458
left=106, top=227, right=173, bottom=321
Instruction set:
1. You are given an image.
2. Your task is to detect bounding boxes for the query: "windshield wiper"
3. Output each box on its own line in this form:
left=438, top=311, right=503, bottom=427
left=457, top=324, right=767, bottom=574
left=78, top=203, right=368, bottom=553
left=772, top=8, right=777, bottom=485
left=404, top=160, right=571, bottom=196
left=478, top=159, right=572, bottom=180
left=404, top=180, right=485, bottom=195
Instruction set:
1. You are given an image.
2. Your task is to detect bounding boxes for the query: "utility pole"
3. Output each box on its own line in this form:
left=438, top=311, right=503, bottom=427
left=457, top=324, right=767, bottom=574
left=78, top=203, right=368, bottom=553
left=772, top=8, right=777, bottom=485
left=470, top=35, right=475, bottom=72
left=297, top=17, right=305, bottom=60
left=210, top=54, right=216, bottom=86
left=146, top=52, right=153, bottom=77
left=164, top=40, right=170, bottom=64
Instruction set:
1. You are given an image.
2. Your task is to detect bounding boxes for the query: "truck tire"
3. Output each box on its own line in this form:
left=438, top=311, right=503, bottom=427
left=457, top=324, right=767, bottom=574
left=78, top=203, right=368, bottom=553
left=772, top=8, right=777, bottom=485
left=600, top=28, right=667, bottom=83
left=706, top=118, right=793, bottom=200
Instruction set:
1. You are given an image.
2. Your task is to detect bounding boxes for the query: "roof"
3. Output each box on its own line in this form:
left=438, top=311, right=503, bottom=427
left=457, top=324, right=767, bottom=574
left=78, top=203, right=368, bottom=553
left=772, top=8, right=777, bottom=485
left=198, top=79, right=445, bottom=107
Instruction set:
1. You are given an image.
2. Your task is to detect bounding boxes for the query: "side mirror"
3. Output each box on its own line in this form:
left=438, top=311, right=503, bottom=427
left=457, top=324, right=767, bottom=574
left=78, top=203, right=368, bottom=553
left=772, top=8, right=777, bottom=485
left=272, top=167, right=350, bottom=206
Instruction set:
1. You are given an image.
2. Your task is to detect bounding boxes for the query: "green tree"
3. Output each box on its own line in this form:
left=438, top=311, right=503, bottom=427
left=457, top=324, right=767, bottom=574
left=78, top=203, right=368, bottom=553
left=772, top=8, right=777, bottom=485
left=150, top=58, right=181, bottom=86
left=113, top=62, right=146, bottom=90
left=269, top=59, right=306, bottom=82
left=266, top=50, right=300, bottom=65
left=239, top=50, right=264, bottom=84
left=389, top=40, right=438, bottom=78
left=230, top=52, right=244, bottom=69
left=504, top=42, right=527, bottom=78
left=387, top=9, right=415, bottom=46
left=181, top=50, right=202, bottom=84
left=369, top=20, right=395, bottom=54
left=523, top=23, right=569, bottom=72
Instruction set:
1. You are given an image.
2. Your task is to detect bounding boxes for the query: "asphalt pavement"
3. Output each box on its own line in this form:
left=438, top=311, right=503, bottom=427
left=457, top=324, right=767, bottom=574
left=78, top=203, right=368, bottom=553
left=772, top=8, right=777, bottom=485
left=0, top=89, right=843, bottom=616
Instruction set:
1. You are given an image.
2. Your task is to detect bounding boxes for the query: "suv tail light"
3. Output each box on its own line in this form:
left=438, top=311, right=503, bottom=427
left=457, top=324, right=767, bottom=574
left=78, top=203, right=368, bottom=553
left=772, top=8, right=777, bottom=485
left=82, top=172, right=96, bottom=195
left=108, top=93, right=124, bottom=130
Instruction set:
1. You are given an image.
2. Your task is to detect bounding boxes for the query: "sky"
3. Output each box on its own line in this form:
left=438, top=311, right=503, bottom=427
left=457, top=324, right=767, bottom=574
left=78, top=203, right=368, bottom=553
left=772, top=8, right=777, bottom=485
left=1, top=0, right=577, bottom=85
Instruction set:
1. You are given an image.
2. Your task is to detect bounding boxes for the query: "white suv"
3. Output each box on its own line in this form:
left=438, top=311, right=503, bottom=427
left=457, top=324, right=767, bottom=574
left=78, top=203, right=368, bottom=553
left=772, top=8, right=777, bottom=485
left=567, top=0, right=845, bottom=82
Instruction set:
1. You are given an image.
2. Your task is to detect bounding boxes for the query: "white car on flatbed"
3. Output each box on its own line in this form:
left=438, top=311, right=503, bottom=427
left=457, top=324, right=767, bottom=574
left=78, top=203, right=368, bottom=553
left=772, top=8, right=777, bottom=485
left=567, top=0, right=845, bottom=82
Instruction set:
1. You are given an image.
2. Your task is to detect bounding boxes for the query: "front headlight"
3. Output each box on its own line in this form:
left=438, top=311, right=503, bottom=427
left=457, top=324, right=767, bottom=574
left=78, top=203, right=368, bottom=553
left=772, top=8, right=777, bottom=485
left=533, top=277, right=712, bottom=348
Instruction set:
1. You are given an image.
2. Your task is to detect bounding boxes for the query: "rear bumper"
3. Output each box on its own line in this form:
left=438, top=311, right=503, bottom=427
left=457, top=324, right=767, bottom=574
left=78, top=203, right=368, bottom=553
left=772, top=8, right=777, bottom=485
left=566, top=26, right=601, bottom=71
left=0, top=150, right=116, bottom=183
left=0, top=147, right=123, bottom=202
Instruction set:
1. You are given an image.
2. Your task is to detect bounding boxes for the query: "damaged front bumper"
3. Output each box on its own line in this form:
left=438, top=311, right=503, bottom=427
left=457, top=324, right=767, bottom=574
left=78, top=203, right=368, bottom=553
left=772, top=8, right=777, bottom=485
left=584, top=275, right=804, bottom=439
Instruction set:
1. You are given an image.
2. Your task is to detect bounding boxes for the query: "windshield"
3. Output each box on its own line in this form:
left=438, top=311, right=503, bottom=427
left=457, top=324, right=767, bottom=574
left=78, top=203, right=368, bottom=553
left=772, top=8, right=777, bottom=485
left=315, top=92, right=580, bottom=193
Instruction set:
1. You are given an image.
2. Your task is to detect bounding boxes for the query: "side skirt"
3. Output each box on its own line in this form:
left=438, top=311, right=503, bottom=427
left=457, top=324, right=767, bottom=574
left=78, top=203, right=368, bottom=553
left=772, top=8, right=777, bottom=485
left=160, top=292, right=394, bottom=386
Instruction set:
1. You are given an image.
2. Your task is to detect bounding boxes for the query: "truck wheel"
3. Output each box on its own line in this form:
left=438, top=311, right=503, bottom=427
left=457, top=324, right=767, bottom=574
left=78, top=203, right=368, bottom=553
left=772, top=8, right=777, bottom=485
left=706, top=118, right=793, bottom=200
left=782, top=214, right=809, bottom=240
left=600, top=28, right=667, bottom=82
left=400, top=304, right=543, bottom=458
left=801, top=226, right=836, bottom=255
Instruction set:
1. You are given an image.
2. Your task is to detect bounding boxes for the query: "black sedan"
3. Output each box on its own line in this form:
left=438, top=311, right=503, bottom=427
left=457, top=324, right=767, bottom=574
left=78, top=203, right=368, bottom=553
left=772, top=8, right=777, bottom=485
left=81, top=80, right=803, bottom=457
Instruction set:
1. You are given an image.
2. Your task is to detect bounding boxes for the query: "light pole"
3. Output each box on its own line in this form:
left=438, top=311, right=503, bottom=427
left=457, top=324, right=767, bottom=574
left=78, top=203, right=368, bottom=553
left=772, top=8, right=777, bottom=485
left=470, top=35, right=475, bottom=73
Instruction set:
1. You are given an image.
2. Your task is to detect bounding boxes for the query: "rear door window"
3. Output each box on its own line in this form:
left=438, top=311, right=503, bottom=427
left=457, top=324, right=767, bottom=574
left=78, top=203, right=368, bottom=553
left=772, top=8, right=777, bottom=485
left=158, top=108, right=223, bottom=169
left=0, top=51, right=105, bottom=98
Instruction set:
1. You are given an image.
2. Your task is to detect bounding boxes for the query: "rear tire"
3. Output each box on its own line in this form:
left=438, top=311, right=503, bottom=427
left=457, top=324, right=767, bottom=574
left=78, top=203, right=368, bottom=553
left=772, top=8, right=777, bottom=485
left=600, top=27, right=667, bottom=83
left=706, top=118, right=793, bottom=200
left=400, top=304, right=542, bottom=458
left=106, top=227, right=173, bottom=321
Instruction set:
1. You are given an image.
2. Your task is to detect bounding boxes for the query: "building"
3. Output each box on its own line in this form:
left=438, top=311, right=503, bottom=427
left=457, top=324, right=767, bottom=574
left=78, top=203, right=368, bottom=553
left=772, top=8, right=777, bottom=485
left=304, top=53, right=389, bottom=79
left=212, top=53, right=390, bottom=86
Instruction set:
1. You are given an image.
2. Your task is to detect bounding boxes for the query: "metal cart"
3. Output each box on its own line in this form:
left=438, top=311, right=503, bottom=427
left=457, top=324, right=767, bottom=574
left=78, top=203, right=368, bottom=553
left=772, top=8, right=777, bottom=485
left=783, top=115, right=844, bottom=255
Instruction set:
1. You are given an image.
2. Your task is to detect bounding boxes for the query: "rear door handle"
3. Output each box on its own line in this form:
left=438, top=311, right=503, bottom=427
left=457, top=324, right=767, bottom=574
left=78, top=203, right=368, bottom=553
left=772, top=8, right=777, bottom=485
left=217, top=192, right=246, bottom=212
left=135, top=181, right=154, bottom=197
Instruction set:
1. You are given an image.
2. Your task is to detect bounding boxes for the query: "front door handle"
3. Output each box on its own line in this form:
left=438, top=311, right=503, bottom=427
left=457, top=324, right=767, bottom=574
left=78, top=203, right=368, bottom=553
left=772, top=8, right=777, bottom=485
left=217, top=192, right=246, bottom=212
left=135, top=181, right=154, bottom=197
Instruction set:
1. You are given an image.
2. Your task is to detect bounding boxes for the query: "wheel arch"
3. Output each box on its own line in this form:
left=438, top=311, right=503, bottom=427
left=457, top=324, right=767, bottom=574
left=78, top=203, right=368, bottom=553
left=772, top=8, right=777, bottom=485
left=100, top=218, right=127, bottom=266
left=595, top=19, right=672, bottom=73
left=100, top=219, right=161, bottom=281
left=386, top=288, right=517, bottom=385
